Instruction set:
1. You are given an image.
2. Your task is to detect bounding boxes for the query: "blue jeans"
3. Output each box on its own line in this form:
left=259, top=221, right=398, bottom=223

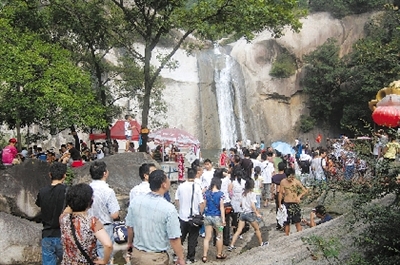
left=42, top=237, right=63, bottom=265
left=345, top=165, right=355, bottom=180
left=255, top=195, right=261, bottom=209
left=97, top=224, right=114, bottom=264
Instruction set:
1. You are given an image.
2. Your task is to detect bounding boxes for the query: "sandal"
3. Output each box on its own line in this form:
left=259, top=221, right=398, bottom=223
left=216, top=253, right=227, bottom=260
left=202, top=256, right=207, bottom=263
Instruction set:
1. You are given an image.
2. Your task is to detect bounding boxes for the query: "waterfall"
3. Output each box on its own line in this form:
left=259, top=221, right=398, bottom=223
left=213, top=45, right=248, bottom=149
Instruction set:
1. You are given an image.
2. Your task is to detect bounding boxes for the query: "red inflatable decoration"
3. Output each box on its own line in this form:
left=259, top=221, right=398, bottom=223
left=372, top=106, right=400, bottom=128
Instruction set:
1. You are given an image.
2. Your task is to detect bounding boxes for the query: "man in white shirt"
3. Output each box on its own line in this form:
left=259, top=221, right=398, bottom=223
left=88, top=161, right=120, bottom=264
left=129, top=163, right=157, bottom=205
left=200, top=159, right=215, bottom=193
left=175, top=168, right=205, bottom=263
left=260, top=152, right=275, bottom=207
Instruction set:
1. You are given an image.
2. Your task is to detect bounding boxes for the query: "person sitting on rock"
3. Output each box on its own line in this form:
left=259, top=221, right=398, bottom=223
left=36, top=147, right=47, bottom=162
left=152, top=145, right=163, bottom=162
left=302, top=205, right=332, bottom=227
left=67, top=142, right=83, bottom=167
left=1, top=138, right=18, bottom=166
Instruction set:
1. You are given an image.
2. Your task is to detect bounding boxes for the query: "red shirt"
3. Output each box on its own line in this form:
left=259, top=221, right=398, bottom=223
left=219, top=152, right=228, bottom=167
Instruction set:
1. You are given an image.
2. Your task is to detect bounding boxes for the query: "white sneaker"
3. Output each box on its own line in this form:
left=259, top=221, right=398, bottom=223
left=227, top=245, right=236, bottom=251
left=200, top=233, right=205, bottom=238
left=261, top=241, right=269, bottom=247
left=186, top=259, right=197, bottom=264
left=239, top=235, right=243, bottom=240
left=173, top=254, right=178, bottom=262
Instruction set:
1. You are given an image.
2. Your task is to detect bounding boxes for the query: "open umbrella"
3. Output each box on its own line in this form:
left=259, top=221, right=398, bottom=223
left=271, top=141, right=295, bottom=155
left=149, top=128, right=200, bottom=147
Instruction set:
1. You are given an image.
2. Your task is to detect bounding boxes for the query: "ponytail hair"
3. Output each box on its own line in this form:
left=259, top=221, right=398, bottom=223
left=232, top=169, right=243, bottom=184
left=243, top=178, right=254, bottom=196
left=208, top=177, right=222, bottom=191
left=253, top=166, right=261, bottom=180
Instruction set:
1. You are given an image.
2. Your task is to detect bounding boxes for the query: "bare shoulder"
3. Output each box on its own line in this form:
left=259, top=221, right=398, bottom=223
left=280, top=178, right=289, bottom=185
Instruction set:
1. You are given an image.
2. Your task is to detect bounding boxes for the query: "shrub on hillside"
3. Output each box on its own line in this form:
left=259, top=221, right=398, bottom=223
left=308, top=0, right=387, bottom=18
left=269, top=52, right=297, bottom=78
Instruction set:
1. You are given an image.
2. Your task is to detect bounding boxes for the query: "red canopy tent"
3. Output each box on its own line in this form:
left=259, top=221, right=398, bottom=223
left=89, top=120, right=141, bottom=141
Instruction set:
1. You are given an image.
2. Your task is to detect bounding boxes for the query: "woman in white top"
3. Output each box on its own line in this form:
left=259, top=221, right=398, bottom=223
left=310, top=150, right=327, bottom=181
left=228, top=179, right=268, bottom=251
left=228, top=170, right=246, bottom=234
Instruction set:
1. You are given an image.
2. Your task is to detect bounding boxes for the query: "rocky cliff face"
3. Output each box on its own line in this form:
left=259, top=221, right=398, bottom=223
left=160, top=12, right=373, bottom=149
left=0, top=13, right=372, bottom=150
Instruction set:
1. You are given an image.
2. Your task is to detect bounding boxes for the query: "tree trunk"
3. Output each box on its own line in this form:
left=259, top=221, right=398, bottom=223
left=139, top=45, right=152, bottom=153
left=16, top=120, right=21, bottom=151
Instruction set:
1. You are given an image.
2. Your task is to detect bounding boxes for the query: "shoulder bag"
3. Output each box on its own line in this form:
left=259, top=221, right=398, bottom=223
left=188, top=183, right=204, bottom=227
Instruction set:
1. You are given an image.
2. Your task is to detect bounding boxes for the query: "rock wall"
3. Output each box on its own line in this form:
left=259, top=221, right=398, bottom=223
left=160, top=12, right=374, bottom=149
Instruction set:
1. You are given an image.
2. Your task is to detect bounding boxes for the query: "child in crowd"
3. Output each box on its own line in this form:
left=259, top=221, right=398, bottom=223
left=252, top=166, right=262, bottom=209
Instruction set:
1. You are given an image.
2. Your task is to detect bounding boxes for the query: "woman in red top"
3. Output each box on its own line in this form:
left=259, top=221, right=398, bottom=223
left=219, top=148, right=228, bottom=168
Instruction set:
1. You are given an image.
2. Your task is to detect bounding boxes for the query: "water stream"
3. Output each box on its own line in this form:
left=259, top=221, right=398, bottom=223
left=213, top=45, right=248, bottom=149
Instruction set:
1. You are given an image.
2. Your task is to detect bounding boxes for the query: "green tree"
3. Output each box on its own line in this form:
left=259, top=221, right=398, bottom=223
left=341, top=8, right=400, bottom=130
left=42, top=0, right=167, bottom=138
left=308, top=0, right=387, bottom=18
left=301, top=8, right=400, bottom=134
left=0, top=15, right=105, bottom=145
left=42, top=0, right=127, bottom=137
left=302, top=38, right=348, bottom=130
left=109, top=0, right=305, bottom=150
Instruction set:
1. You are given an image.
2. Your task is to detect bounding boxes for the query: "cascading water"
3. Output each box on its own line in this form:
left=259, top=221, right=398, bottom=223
left=213, top=45, right=248, bottom=149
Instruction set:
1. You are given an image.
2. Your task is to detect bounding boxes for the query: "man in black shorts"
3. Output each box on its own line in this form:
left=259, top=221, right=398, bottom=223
left=278, top=168, right=307, bottom=236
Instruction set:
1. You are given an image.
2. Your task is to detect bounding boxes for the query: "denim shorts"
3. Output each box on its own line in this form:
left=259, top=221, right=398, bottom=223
left=204, top=215, right=223, bottom=230
left=239, top=212, right=257, bottom=223
left=126, top=135, right=132, bottom=140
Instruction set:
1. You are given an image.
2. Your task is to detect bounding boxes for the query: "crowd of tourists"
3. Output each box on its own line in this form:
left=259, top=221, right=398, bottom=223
left=0, top=135, right=113, bottom=168
left=32, top=136, right=341, bottom=265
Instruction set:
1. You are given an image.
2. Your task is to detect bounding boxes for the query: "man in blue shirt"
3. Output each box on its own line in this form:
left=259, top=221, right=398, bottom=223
left=302, top=205, right=333, bottom=227
left=126, top=170, right=185, bottom=265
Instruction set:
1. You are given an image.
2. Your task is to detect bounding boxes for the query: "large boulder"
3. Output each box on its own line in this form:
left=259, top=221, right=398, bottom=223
left=0, top=160, right=50, bottom=220
left=71, top=152, right=157, bottom=196
left=0, top=212, right=42, bottom=265
left=0, top=153, right=156, bottom=221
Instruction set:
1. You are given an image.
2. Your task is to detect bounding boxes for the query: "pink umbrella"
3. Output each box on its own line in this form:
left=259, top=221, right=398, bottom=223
left=149, top=128, right=200, bottom=147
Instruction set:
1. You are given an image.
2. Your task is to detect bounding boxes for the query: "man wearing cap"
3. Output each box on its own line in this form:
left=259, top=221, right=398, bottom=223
left=302, top=205, right=333, bottom=227
left=2, top=138, right=18, bottom=166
